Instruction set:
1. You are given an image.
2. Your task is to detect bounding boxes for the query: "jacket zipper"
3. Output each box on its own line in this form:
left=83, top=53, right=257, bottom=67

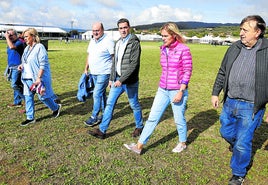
left=165, top=48, right=168, bottom=89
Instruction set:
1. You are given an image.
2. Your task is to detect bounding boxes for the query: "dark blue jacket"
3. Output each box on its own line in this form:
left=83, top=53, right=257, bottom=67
left=77, top=73, right=94, bottom=102
left=7, top=39, right=24, bottom=66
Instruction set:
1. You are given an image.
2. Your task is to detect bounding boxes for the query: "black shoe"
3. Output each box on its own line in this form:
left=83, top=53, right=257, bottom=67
left=88, top=128, right=106, bottom=139
left=132, top=127, right=143, bottom=137
left=53, top=104, right=62, bottom=118
left=229, top=145, right=233, bottom=152
left=54, top=98, right=61, bottom=104
left=228, top=175, right=245, bottom=185
left=21, top=119, right=36, bottom=126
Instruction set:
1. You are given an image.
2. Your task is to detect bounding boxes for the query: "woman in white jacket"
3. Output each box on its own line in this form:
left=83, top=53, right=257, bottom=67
left=18, top=28, right=61, bottom=126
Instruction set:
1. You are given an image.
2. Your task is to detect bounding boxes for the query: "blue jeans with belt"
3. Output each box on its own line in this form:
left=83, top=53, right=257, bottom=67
left=220, top=97, right=265, bottom=177
left=99, top=80, right=143, bottom=133
left=9, top=66, right=24, bottom=105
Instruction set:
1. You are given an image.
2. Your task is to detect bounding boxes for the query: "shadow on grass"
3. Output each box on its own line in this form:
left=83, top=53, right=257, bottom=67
left=54, top=90, right=93, bottom=116
left=246, top=122, right=268, bottom=172
left=110, top=96, right=155, bottom=121
left=145, top=109, right=219, bottom=152
left=252, top=121, right=268, bottom=153
left=55, top=89, right=155, bottom=117
left=107, top=122, right=136, bottom=138
left=187, top=109, right=219, bottom=144
left=27, top=90, right=91, bottom=118
left=104, top=96, right=155, bottom=138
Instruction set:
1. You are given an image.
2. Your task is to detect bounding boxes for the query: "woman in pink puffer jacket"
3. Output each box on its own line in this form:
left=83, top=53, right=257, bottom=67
left=124, top=22, right=193, bottom=155
left=159, top=39, right=192, bottom=89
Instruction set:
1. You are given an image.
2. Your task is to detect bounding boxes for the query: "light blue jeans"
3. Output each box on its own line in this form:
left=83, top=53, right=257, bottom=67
left=138, top=87, right=188, bottom=145
left=220, top=97, right=265, bottom=177
left=91, top=74, right=109, bottom=118
left=99, top=80, right=143, bottom=133
left=24, top=79, right=59, bottom=120
left=9, top=66, right=24, bottom=105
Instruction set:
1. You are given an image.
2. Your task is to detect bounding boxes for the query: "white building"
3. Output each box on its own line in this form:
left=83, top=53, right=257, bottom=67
left=81, top=30, right=120, bottom=41
left=82, top=30, right=162, bottom=41
left=0, top=24, right=67, bottom=38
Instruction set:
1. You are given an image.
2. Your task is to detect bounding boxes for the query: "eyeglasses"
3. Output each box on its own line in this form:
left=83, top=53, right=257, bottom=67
left=92, top=30, right=100, bottom=32
left=7, top=31, right=14, bottom=36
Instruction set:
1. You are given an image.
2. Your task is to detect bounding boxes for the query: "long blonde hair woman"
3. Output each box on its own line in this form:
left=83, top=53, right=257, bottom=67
left=160, top=22, right=186, bottom=43
left=124, top=22, right=193, bottom=154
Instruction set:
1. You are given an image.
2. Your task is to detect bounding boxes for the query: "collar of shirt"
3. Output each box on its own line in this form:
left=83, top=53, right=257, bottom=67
left=120, top=34, right=131, bottom=43
left=93, top=33, right=106, bottom=43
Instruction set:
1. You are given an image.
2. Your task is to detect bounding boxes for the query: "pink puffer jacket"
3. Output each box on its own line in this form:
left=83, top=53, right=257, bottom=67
left=159, top=41, right=192, bottom=90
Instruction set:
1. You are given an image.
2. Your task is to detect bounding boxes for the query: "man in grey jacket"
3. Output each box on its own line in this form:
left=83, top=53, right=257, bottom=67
left=88, top=18, right=143, bottom=139
left=211, top=15, right=268, bottom=185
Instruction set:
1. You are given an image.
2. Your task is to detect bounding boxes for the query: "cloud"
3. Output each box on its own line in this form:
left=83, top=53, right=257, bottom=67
left=0, top=0, right=11, bottom=11
left=135, top=5, right=203, bottom=25
left=96, top=0, right=119, bottom=8
left=70, top=0, right=87, bottom=6
left=1, top=0, right=268, bottom=31
left=76, top=8, right=127, bottom=29
left=224, top=3, right=268, bottom=23
left=0, top=5, right=29, bottom=24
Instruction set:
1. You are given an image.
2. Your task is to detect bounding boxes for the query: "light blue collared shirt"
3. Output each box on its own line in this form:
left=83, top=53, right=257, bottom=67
left=87, top=33, right=115, bottom=75
left=116, top=34, right=131, bottom=76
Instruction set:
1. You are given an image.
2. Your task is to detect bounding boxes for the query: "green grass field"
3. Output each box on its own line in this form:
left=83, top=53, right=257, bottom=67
left=0, top=40, right=267, bottom=185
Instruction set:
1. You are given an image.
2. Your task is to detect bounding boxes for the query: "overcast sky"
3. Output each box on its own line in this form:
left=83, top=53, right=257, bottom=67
left=1, top=0, right=268, bottom=30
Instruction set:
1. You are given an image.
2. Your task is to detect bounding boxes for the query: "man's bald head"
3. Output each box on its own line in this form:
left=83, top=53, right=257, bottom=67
left=92, top=22, right=104, bottom=40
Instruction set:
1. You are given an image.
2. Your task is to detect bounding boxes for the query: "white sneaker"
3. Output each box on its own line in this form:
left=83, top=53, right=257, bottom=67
left=172, top=143, right=187, bottom=153
left=123, top=143, right=142, bottom=155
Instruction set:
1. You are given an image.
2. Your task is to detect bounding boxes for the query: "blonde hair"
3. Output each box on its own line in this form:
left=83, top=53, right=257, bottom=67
left=23, top=28, right=41, bottom=43
left=160, top=22, right=185, bottom=43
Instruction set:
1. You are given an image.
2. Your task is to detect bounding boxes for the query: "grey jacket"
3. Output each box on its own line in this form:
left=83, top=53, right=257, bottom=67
left=212, top=37, right=268, bottom=113
left=110, top=34, right=141, bottom=84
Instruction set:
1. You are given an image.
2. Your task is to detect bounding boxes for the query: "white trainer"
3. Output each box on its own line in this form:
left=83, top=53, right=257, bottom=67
left=172, top=143, right=187, bottom=153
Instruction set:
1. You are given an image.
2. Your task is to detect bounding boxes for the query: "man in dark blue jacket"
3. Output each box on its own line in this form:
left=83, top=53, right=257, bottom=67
left=5, top=29, right=25, bottom=108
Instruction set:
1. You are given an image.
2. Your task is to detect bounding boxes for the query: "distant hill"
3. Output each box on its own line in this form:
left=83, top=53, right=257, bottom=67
left=109, top=21, right=239, bottom=30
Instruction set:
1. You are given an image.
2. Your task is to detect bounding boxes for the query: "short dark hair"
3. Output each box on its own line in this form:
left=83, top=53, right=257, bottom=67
left=100, top=23, right=104, bottom=31
left=117, top=18, right=130, bottom=27
left=240, top=15, right=266, bottom=38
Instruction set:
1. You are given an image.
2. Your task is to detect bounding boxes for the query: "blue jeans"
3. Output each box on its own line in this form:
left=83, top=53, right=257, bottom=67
left=24, top=79, right=59, bottom=120
left=9, top=67, right=24, bottom=105
left=139, top=87, right=188, bottom=145
left=91, top=74, right=109, bottom=118
left=220, top=97, right=265, bottom=177
left=99, top=80, right=143, bottom=133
